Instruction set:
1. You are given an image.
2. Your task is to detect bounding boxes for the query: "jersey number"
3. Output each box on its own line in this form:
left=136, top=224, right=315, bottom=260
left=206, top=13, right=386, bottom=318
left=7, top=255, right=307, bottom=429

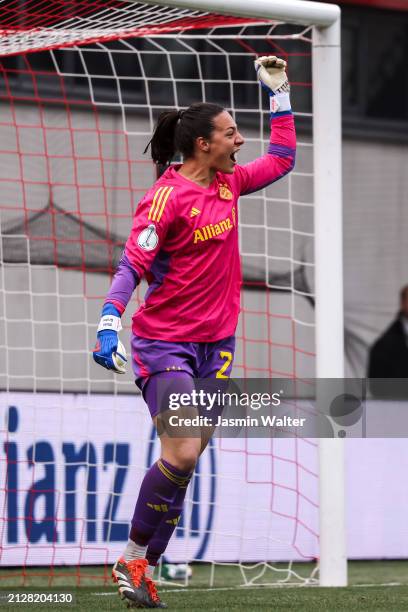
left=216, top=351, right=233, bottom=379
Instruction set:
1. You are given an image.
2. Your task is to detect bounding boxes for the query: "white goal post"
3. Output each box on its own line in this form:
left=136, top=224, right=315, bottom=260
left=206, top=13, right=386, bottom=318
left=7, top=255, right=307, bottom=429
left=139, top=0, right=346, bottom=587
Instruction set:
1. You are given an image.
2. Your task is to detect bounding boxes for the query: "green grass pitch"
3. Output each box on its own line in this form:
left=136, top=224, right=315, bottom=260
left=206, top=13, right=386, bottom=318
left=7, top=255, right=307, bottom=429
left=1, top=562, right=408, bottom=611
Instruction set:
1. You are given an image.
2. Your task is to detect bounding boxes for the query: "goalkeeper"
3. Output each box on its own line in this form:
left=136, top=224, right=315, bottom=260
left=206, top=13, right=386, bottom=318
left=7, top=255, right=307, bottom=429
left=93, top=56, right=295, bottom=609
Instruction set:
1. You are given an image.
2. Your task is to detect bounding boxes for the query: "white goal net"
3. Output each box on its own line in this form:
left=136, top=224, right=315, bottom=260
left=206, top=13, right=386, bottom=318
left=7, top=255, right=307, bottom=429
left=0, top=0, right=344, bottom=588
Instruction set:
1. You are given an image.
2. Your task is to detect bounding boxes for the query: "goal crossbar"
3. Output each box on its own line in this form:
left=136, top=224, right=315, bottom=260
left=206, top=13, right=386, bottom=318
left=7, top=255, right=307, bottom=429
left=138, top=0, right=341, bottom=27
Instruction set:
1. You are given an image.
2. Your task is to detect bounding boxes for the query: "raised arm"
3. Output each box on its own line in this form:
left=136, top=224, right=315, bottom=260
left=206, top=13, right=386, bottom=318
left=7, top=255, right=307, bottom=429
left=233, top=56, right=296, bottom=196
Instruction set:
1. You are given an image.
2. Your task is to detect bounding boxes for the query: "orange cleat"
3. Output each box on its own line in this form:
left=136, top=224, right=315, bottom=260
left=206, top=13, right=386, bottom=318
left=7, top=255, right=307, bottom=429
left=144, top=573, right=167, bottom=609
left=112, top=557, right=152, bottom=608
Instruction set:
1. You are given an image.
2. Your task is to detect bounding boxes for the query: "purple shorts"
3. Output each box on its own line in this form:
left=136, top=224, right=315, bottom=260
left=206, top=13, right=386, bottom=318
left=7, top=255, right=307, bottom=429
left=131, top=334, right=235, bottom=418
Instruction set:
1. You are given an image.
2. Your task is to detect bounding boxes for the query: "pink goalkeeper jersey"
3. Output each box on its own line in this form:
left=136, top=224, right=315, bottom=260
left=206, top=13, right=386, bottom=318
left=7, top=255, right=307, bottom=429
left=106, top=113, right=295, bottom=342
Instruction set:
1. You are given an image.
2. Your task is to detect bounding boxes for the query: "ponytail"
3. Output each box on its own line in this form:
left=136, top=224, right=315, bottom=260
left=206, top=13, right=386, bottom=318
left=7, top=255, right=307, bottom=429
left=144, top=103, right=224, bottom=166
left=143, top=110, right=181, bottom=166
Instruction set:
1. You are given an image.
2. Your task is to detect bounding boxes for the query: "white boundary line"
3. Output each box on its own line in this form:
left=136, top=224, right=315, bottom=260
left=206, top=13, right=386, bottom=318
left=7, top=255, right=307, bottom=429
left=91, top=581, right=405, bottom=596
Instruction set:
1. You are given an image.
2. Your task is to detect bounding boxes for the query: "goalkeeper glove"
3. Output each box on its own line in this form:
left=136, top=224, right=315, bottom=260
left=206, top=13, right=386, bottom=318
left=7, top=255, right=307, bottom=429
left=254, top=55, right=291, bottom=114
left=93, top=303, right=127, bottom=374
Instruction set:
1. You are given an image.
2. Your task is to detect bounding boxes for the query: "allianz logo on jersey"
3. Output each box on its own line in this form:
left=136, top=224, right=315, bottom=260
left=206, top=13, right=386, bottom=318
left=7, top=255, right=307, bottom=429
left=147, top=426, right=216, bottom=561
left=193, top=208, right=236, bottom=244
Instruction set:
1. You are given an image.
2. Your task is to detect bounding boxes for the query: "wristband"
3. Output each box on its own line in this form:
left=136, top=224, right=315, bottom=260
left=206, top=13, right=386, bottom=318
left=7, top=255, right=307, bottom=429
left=270, top=92, right=291, bottom=114
left=97, top=315, right=122, bottom=333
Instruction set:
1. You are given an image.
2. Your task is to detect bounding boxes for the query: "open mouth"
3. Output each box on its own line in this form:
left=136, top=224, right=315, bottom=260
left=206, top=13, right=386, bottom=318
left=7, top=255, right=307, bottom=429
left=230, top=150, right=239, bottom=164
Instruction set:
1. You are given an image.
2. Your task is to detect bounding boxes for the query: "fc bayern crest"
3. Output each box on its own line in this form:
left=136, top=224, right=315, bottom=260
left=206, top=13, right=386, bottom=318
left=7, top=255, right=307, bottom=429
left=137, top=224, right=159, bottom=251
left=219, top=183, right=233, bottom=200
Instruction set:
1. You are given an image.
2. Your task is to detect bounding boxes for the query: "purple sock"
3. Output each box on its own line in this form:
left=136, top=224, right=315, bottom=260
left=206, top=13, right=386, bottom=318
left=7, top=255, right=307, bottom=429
left=130, top=459, right=191, bottom=546
left=146, top=476, right=191, bottom=566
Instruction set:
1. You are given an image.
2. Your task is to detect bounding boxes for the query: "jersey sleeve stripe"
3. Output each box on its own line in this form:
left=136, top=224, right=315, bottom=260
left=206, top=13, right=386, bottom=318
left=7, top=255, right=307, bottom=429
left=152, top=186, right=169, bottom=220
left=148, top=186, right=165, bottom=221
left=156, top=186, right=174, bottom=222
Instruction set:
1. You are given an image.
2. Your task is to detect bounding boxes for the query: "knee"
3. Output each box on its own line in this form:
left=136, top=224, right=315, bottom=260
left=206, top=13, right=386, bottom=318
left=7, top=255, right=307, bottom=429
left=162, top=442, right=200, bottom=473
left=170, top=450, right=198, bottom=473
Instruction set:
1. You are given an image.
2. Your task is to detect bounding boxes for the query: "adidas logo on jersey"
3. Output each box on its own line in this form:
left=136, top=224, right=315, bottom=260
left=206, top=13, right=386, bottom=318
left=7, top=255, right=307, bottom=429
left=190, top=207, right=201, bottom=217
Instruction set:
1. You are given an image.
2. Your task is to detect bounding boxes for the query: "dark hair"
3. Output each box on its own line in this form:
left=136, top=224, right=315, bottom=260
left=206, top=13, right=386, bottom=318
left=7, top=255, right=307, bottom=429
left=144, top=102, right=224, bottom=166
